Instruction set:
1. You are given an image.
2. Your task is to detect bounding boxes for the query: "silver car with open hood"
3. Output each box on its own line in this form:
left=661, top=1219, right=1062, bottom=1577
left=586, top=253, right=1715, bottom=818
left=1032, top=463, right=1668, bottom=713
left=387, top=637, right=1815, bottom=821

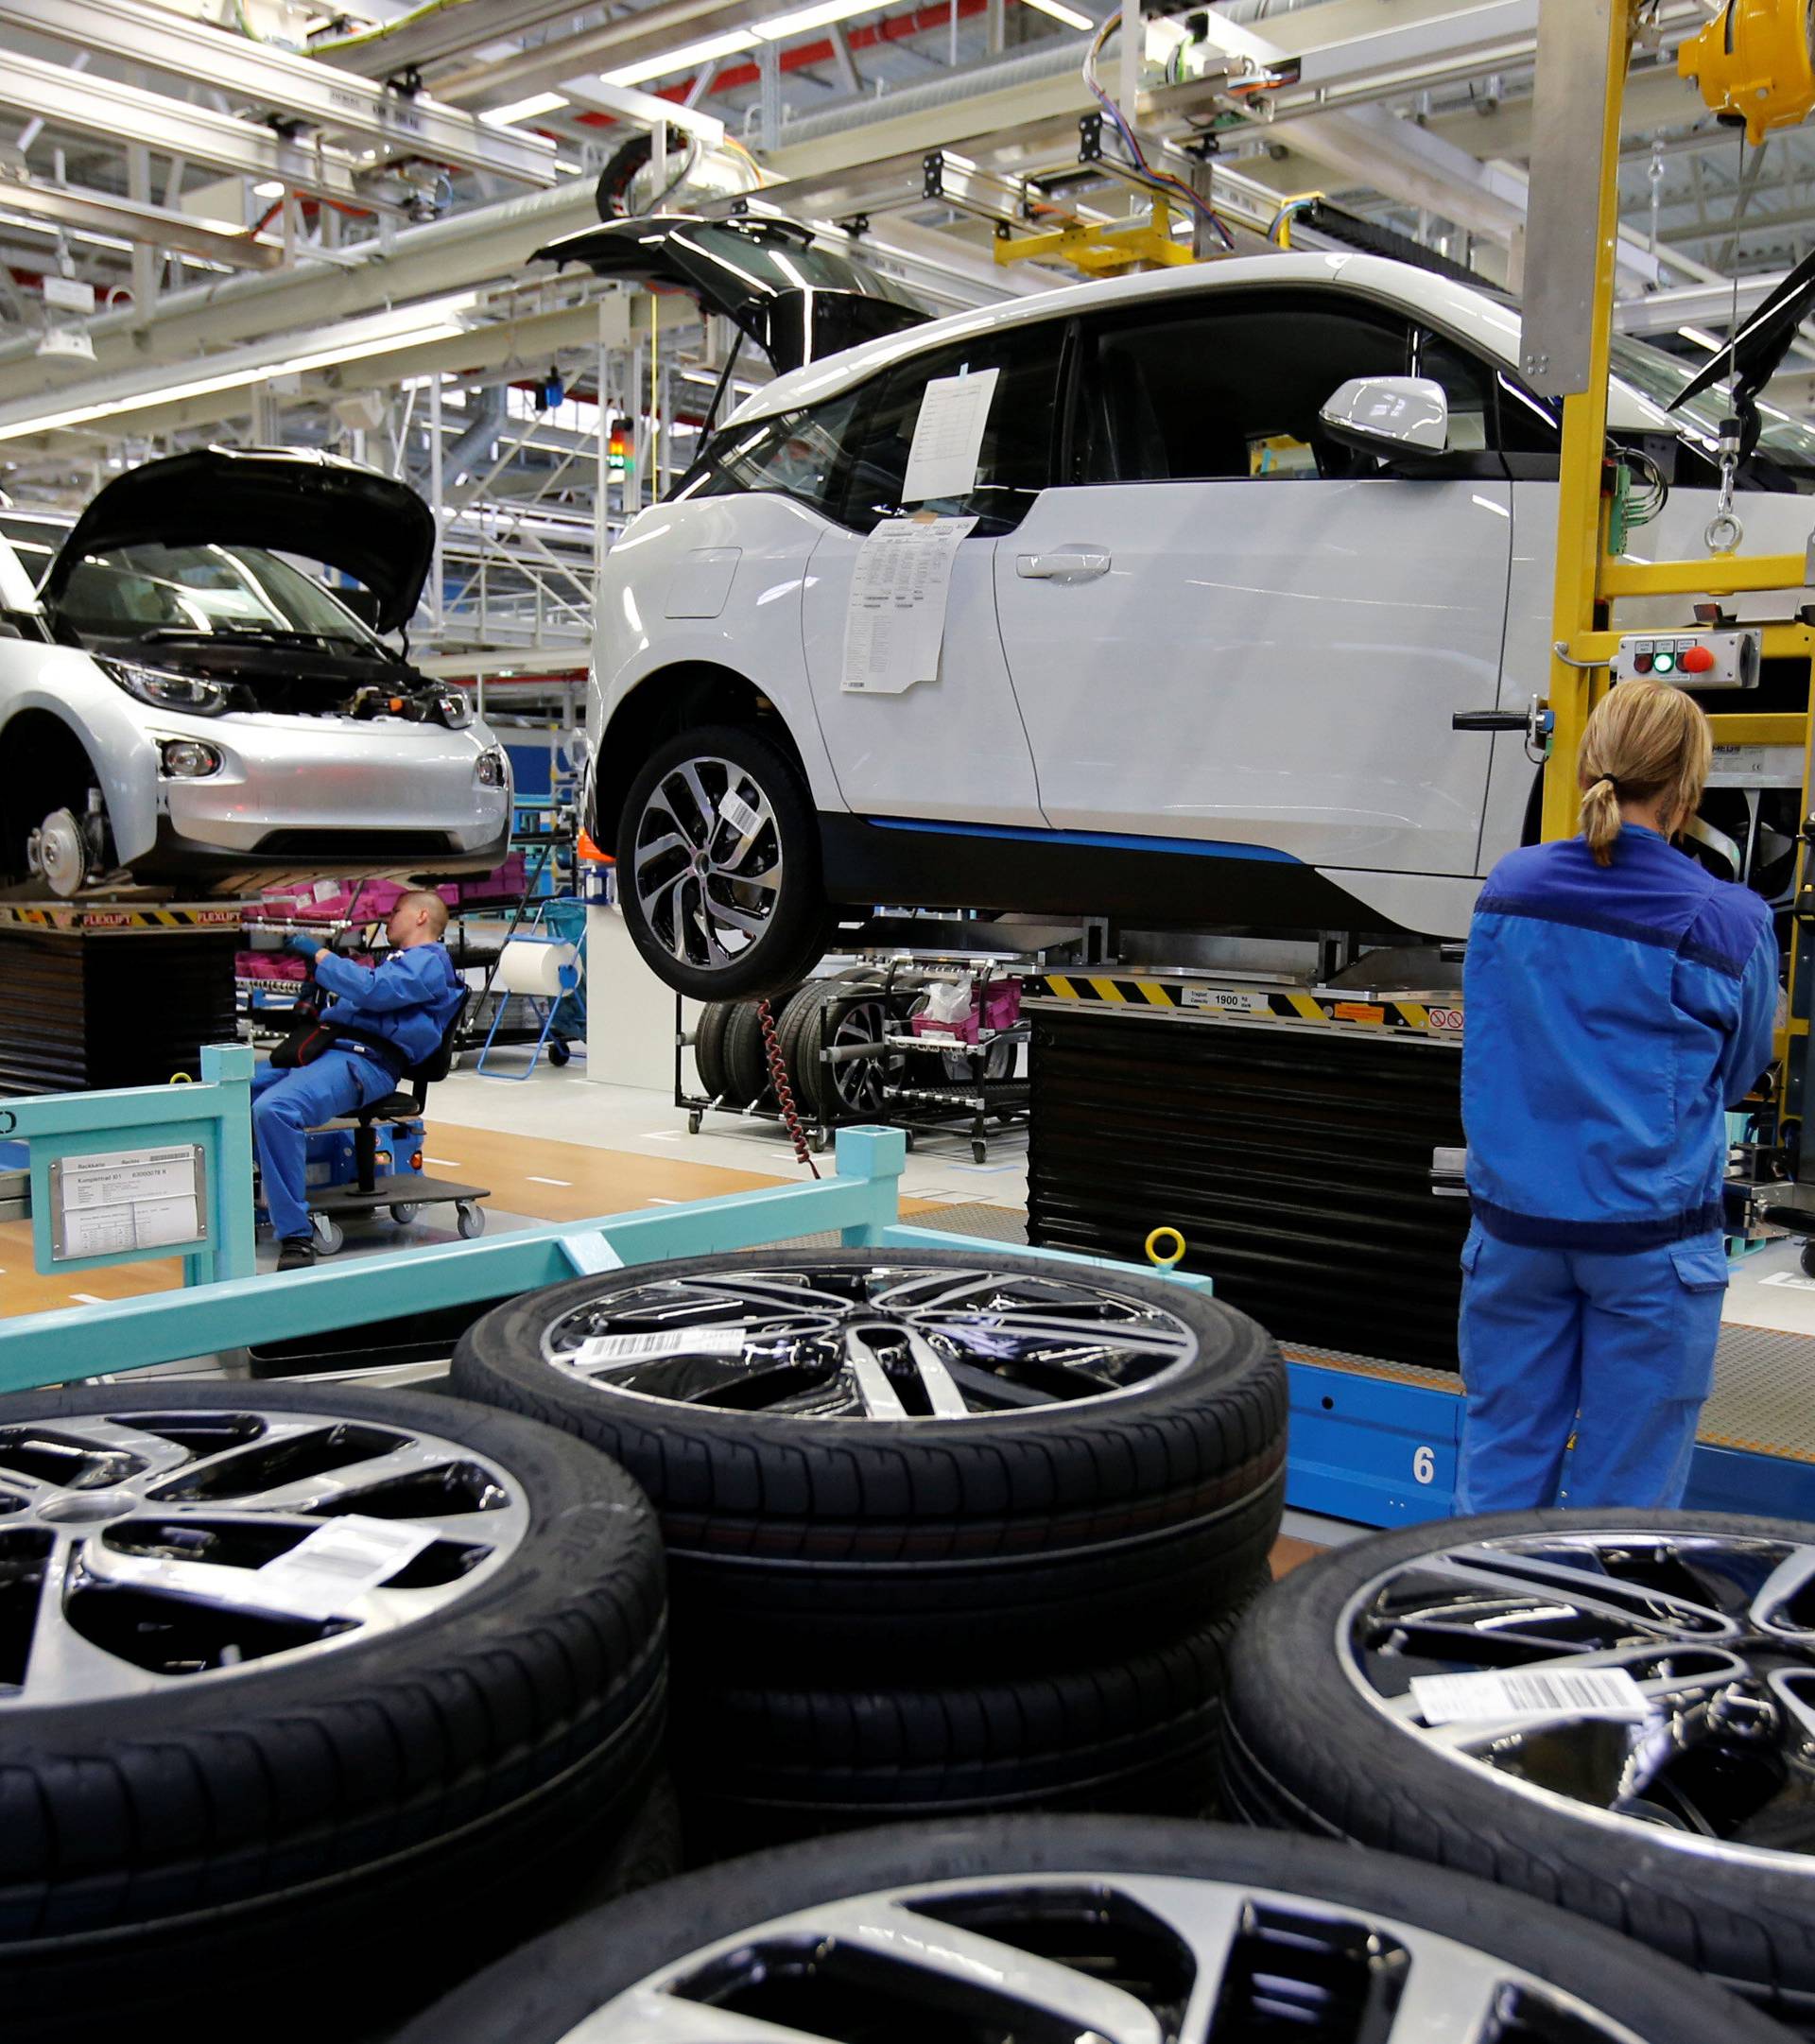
left=0, top=445, right=510, bottom=896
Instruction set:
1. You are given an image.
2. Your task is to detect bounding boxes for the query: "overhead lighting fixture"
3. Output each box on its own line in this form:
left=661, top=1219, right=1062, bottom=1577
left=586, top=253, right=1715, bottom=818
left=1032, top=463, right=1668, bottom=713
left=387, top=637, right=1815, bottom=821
left=481, top=90, right=568, bottom=128
left=753, top=0, right=882, bottom=40
left=0, top=296, right=480, bottom=443
left=252, top=180, right=285, bottom=199
left=1020, top=0, right=1095, bottom=27
left=604, top=26, right=762, bottom=86
left=1677, top=324, right=1727, bottom=354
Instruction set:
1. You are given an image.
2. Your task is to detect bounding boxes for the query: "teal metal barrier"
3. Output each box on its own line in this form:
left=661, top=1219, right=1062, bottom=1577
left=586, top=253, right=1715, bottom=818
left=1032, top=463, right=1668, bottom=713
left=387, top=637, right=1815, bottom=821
left=1, top=1043, right=256, bottom=1290
left=0, top=1122, right=907, bottom=1394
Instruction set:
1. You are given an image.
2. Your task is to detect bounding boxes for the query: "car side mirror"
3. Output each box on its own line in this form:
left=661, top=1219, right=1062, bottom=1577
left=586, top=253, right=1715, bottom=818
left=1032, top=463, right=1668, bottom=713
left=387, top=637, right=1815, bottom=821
left=1320, top=376, right=1450, bottom=459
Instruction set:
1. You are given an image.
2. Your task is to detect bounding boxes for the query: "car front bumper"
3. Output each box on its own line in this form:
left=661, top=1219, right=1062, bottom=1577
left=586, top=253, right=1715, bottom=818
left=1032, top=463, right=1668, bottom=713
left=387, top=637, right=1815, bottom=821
left=134, top=709, right=511, bottom=875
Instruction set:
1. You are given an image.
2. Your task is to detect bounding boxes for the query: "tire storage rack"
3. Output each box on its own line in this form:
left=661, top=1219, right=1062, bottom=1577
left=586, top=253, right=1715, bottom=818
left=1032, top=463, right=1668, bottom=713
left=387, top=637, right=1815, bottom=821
left=4, top=1135, right=1815, bottom=2037
left=677, top=955, right=1031, bottom=1160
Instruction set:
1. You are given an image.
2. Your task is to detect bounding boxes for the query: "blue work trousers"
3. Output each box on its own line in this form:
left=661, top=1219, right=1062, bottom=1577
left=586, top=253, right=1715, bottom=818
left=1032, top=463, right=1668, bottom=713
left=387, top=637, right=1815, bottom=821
left=251, top=1050, right=394, bottom=1242
left=1455, top=1222, right=1728, bottom=1514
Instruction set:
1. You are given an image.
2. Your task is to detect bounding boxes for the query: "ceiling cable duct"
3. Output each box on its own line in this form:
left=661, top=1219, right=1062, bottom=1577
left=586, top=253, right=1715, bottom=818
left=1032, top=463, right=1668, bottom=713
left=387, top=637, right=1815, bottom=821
left=769, top=35, right=1082, bottom=142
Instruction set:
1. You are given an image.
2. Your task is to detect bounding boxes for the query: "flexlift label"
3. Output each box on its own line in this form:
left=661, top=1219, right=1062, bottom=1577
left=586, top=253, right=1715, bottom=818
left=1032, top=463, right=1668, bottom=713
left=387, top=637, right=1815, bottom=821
left=0, top=902, right=246, bottom=933
left=1028, top=975, right=1461, bottom=1038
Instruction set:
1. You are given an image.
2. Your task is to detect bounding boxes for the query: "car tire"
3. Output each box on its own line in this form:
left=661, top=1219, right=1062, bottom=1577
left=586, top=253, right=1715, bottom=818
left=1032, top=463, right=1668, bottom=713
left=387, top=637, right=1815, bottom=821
left=691, top=1001, right=735, bottom=1100
left=1220, top=1507, right=1815, bottom=2023
left=392, top=1814, right=1795, bottom=2044
left=616, top=723, right=827, bottom=1000
left=675, top=1602, right=1247, bottom=1859
left=722, top=995, right=788, bottom=1108
left=449, top=1245, right=1286, bottom=1679
left=0, top=1380, right=667, bottom=2043
left=776, top=978, right=906, bottom=1122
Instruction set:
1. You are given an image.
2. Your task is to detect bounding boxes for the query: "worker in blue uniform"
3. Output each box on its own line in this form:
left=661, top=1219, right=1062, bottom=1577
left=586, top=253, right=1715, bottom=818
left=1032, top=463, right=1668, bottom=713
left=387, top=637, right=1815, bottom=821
left=252, top=891, right=465, bottom=1271
left=1458, top=679, right=1778, bottom=1511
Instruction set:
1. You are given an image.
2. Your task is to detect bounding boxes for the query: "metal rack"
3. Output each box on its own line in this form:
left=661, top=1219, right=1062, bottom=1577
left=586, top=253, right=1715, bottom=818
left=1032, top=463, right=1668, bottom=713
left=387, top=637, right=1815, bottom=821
left=676, top=950, right=1034, bottom=1160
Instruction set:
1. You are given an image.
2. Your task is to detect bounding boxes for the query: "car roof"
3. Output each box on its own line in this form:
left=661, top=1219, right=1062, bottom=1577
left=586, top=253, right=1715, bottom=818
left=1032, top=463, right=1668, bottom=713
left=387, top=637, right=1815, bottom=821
left=723, top=249, right=1671, bottom=436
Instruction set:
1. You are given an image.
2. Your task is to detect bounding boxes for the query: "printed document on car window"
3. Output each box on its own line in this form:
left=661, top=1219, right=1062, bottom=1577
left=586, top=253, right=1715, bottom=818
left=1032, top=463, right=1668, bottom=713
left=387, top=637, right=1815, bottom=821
left=902, top=368, right=998, bottom=503
left=842, top=515, right=977, bottom=695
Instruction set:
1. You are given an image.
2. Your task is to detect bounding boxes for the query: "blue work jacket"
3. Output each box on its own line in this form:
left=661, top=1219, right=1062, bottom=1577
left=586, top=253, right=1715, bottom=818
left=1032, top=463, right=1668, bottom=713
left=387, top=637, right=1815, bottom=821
left=314, top=943, right=464, bottom=1068
left=1462, top=823, right=1778, bottom=1250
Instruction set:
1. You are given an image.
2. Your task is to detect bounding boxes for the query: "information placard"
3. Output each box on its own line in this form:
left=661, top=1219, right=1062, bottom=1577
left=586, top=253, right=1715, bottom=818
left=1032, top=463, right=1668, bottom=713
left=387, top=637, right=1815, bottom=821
left=49, top=1145, right=208, bottom=1262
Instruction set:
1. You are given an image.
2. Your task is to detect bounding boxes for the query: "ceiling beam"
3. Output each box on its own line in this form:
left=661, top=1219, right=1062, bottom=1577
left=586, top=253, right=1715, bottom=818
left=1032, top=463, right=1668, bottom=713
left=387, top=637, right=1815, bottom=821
left=0, top=0, right=558, bottom=183
left=0, top=178, right=284, bottom=268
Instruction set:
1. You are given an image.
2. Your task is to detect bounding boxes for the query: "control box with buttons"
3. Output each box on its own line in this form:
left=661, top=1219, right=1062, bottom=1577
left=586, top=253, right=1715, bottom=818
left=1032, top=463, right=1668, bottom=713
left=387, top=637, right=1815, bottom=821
left=1610, top=629, right=1760, bottom=689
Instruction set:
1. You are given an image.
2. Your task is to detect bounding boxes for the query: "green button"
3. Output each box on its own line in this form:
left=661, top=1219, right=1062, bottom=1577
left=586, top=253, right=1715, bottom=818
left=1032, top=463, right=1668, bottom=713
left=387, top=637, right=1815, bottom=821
left=1654, top=653, right=1674, bottom=674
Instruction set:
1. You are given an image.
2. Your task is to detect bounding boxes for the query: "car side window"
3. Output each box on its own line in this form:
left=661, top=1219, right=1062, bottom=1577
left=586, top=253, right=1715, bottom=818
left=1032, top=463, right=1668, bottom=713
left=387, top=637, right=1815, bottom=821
left=677, top=387, right=865, bottom=516
left=1071, top=292, right=1413, bottom=484
left=835, top=321, right=1065, bottom=535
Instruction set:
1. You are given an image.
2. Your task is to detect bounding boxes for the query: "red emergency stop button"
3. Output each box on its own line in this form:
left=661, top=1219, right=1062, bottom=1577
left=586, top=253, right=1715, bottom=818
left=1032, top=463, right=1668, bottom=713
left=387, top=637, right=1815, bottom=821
left=1680, top=645, right=1717, bottom=674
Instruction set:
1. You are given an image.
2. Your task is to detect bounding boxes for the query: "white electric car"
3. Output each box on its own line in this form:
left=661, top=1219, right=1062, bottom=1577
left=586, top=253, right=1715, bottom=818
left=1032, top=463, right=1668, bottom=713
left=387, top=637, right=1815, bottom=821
left=0, top=446, right=510, bottom=896
left=578, top=236, right=1815, bottom=997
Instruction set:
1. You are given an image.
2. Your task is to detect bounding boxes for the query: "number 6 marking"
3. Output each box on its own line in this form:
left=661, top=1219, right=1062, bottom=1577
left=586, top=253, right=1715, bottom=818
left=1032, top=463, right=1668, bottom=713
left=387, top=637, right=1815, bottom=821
left=1413, top=1446, right=1436, bottom=1485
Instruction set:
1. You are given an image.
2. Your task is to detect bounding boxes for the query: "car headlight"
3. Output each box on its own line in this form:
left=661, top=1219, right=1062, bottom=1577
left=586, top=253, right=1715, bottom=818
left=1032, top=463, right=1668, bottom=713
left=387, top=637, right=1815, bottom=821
left=475, top=746, right=509, bottom=789
left=101, top=658, right=230, bottom=718
left=436, top=690, right=475, bottom=729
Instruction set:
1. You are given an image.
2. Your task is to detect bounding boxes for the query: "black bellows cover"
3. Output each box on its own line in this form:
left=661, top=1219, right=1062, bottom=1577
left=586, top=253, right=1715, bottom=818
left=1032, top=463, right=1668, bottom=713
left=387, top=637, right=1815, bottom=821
left=0, top=928, right=239, bottom=1096
left=1028, top=1008, right=1469, bottom=1372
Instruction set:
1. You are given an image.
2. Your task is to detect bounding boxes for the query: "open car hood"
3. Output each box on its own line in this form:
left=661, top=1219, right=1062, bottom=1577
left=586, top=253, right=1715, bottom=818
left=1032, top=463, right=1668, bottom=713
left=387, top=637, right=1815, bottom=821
left=45, top=446, right=435, bottom=634
left=533, top=215, right=928, bottom=373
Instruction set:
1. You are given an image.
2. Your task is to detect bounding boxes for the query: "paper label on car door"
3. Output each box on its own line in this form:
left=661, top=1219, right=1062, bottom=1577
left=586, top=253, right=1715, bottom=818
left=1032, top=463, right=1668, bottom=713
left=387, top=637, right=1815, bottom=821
left=573, top=1327, right=750, bottom=1365
left=253, top=1515, right=437, bottom=1619
left=902, top=367, right=999, bottom=503
left=1409, top=1667, right=1648, bottom=1725
left=842, top=515, right=977, bottom=695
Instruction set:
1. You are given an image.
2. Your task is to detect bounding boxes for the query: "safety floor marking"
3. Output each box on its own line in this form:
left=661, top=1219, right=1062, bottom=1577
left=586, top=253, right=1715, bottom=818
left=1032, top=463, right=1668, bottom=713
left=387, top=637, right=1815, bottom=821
left=69, top=1292, right=102, bottom=1305
left=646, top=1197, right=681, bottom=1205
left=424, top=1156, right=460, bottom=1168
left=527, top=1175, right=571, bottom=1187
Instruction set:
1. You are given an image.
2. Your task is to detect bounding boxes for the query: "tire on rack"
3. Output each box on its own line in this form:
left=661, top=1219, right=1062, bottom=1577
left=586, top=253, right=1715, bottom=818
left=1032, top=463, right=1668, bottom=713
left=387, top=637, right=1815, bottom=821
left=1220, top=1507, right=1815, bottom=2024
left=722, top=992, right=797, bottom=1109
left=0, top=1380, right=667, bottom=2044
left=450, top=1245, right=1287, bottom=1679
left=776, top=977, right=906, bottom=1123
left=392, top=1813, right=1794, bottom=2044
left=691, top=1001, right=735, bottom=1100
left=616, top=723, right=828, bottom=1001
left=676, top=1601, right=1247, bottom=1860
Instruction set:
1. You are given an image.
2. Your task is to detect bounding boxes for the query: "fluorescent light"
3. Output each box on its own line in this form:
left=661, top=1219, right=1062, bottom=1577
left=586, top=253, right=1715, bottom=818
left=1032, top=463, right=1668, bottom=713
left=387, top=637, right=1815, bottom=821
left=1677, top=324, right=1726, bottom=353
left=754, top=0, right=880, bottom=39
left=604, top=27, right=760, bottom=86
left=252, top=179, right=285, bottom=199
left=1020, top=0, right=1094, bottom=27
left=0, top=303, right=475, bottom=442
left=481, top=90, right=568, bottom=127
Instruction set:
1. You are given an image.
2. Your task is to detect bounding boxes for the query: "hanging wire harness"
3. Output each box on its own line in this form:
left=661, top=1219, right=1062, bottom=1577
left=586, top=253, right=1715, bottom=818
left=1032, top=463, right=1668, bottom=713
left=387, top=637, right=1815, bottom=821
left=1081, top=18, right=1236, bottom=251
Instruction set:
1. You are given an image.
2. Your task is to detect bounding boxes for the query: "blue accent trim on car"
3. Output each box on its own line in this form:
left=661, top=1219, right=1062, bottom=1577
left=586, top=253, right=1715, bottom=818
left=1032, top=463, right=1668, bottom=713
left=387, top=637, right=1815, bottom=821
left=861, top=817, right=1300, bottom=863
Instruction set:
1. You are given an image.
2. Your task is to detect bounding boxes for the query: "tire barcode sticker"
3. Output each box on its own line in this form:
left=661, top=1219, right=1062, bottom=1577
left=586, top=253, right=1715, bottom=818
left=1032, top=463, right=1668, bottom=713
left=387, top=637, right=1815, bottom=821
left=1410, top=1668, right=1649, bottom=1725
left=254, top=1515, right=438, bottom=1620
left=574, top=1327, right=748, bottom=1365
left=717, top=791, right=761, bottom=839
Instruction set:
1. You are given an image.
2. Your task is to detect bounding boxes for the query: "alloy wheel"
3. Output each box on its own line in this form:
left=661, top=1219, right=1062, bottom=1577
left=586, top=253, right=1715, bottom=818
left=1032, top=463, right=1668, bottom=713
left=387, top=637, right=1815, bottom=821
left=1340, top=1528, right=1815, bottom=1862
left=541, top=1260, right=1201, bottom=1421
left=632, top=755, right=782, bottom=972
left=0, top=1407, right=528, bottom=1701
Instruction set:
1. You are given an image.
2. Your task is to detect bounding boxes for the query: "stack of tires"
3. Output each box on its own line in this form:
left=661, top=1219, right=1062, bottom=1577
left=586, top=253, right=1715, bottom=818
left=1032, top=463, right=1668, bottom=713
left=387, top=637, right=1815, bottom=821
left=450, top=1243, right=1288, bottom=1856
left=0, top=1380, right=671, bottom=2043
left=690, top=993, right=786, bottom=1114
left=692, top=972, right=907, bottom=1132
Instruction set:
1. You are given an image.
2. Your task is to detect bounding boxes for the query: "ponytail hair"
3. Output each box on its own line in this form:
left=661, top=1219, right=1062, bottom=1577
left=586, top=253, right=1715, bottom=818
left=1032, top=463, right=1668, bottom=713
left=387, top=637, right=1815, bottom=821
left=1577, top=681, right=1713, bottom=868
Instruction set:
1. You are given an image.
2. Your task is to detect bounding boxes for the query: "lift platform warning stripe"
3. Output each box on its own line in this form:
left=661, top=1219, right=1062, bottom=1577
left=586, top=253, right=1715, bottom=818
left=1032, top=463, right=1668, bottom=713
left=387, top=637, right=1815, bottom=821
left=1027, top=974, right=1461, bottom=1038
left=0, top=903, right=246, bottom=933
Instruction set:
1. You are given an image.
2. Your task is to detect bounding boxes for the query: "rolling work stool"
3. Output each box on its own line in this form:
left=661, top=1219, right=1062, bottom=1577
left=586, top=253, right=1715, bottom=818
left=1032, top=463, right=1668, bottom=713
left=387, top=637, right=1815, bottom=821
left=302, top=989, right=493, bottom=1255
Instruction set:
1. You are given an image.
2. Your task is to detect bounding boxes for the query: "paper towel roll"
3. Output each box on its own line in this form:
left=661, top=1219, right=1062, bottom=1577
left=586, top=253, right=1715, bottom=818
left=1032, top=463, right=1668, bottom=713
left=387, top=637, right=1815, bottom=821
left=495, top=938, right=580, bottom=996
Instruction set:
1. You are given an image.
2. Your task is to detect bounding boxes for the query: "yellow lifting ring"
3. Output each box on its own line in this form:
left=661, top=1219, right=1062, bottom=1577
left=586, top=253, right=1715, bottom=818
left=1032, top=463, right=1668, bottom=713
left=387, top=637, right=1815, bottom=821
left=1145, top=1226, right=1186, bottom=1270
left=168, top=1072, right=195, bottom=1085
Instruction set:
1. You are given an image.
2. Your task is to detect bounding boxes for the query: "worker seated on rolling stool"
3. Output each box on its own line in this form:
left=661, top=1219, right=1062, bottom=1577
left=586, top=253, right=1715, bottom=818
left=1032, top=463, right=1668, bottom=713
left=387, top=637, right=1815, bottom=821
left=253, top=891, right=464, bottom=1271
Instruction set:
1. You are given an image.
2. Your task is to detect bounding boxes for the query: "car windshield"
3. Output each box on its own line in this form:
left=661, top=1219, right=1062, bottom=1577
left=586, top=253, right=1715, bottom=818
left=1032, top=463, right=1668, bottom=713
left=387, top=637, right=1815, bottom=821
left=55, top=540, right=378, bottom=644
left=1609, top=333, right=1815, bottom=481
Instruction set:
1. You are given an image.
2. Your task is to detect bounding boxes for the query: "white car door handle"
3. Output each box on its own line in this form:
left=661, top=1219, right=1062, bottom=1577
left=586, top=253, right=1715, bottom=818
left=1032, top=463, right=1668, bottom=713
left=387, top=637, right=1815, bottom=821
left=1015, top=548, right=1110, bottom=582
